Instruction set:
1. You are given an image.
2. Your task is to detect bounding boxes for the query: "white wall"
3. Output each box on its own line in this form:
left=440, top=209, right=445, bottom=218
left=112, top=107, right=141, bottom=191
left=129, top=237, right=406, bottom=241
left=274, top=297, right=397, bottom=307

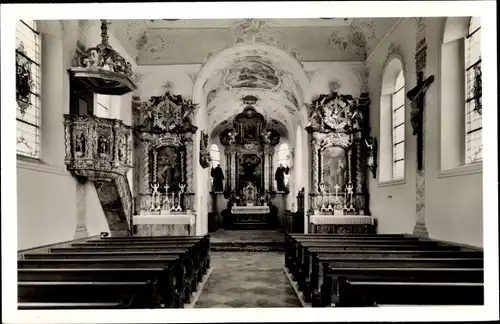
left=17, top=20, right=135, bottom=250
left=366, top=18, right=483, bottom=247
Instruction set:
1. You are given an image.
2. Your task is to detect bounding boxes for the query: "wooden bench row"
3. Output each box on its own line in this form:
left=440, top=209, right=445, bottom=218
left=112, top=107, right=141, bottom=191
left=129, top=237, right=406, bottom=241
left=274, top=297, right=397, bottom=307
left=18, top=234, right=211, bottom=309
left=285, top=233, right=484, bottom=307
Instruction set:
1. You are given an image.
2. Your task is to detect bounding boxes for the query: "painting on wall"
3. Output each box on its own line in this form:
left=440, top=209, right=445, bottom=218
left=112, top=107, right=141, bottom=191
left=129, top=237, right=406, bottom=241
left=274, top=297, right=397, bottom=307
left=321, top=146, right=347, bottom=192
left=223, top=58, right=281, bottom=90
left=152, top=146, right=183, bottom=192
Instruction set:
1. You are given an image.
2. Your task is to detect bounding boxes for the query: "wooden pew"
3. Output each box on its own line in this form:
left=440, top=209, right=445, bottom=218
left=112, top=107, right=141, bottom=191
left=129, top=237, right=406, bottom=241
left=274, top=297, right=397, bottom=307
left=22, top=252, right=202, bottom=304
left=335, top=278, right=484, bottom=306
left=18, top=267, right=182, bottom=309
left=319, top=266, right=484, bottom=307
left=287, top=239, right=461, bottom=281
left=18, top=281, right=167, bottom=308
left=297, top=249, right=482, bottom=296
left=284, top=233, right=443, bottom=269
left=295, top=245, right=480, bottom=290
left=18, top=235, right=211, bottom=309
left=70, top=235, right=211, bottom=287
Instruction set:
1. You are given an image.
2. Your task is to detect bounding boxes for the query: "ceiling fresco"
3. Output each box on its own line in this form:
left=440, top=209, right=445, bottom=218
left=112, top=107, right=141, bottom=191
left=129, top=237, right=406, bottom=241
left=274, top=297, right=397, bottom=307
left=223, top=58, right=281, bottom=90
left=109, top=18, right=399, bottom=65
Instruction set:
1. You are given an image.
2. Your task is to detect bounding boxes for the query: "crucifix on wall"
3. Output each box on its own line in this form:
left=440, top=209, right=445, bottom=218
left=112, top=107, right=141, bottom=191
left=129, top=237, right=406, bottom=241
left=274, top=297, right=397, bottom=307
left=406, top=71, right=434, bottom=171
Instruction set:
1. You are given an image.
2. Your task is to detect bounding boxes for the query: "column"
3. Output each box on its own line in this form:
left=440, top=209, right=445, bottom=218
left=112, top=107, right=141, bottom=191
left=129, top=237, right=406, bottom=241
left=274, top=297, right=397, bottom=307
left=225, top=151, right=231, bottom=192
left=74, top=177, right=89, bottom=239
left=311, top=134, right=320, bottom=194
left=413, top=18, right=429, bottom=238
left=268, top=150, right=274, bottom=191
left=230, top=151, right=236, bottom=194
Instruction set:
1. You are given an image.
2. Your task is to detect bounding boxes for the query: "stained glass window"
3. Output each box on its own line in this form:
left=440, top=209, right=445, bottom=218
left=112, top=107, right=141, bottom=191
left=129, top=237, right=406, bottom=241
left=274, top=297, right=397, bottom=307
left=392, top=71, right=405, bottom=179
left=210, top=144, right=220, bottom=168
left=465, top=17, right=482, bottom=164
left=16, top=20, right=41, bottom=159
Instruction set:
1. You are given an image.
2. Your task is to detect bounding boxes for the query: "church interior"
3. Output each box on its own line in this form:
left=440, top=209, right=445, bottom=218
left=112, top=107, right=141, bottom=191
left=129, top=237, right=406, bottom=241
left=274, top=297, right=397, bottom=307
left=4, top=8, right=495, bottom=318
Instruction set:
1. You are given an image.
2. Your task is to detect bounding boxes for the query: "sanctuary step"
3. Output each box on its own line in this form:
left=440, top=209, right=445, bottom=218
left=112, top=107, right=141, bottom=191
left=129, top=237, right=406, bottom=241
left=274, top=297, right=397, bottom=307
left=228, top=222, right=270, bottom=231
left=211, top=230, right=285, bottom=252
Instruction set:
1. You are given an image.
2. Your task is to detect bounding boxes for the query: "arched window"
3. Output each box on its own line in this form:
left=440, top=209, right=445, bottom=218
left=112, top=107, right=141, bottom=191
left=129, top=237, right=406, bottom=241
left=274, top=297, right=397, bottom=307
left=278, top=143, right=290, bottom=167
left=392, top=71, right=406, bottom=179
left=380, top=57, right=405, bottom=182
left=210, top=144, right=220, bottom=168
left=465, top=17, right=482, bottom=164
left=16, top=20, right=41, bottom=159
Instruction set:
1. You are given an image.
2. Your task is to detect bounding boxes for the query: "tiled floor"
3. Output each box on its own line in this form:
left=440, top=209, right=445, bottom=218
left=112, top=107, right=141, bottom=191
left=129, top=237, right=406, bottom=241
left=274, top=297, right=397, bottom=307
left=194, top=252, right=301, bottom=308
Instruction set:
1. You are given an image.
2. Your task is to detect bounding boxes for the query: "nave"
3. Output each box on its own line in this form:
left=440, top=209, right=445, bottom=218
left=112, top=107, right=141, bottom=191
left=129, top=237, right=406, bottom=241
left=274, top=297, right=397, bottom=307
left=17, top=230, right=484, bottom=309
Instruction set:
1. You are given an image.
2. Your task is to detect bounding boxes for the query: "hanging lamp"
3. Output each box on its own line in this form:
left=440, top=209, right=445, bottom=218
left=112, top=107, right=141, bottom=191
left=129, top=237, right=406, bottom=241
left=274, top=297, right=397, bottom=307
left=68, top=20, right=137, bottom=95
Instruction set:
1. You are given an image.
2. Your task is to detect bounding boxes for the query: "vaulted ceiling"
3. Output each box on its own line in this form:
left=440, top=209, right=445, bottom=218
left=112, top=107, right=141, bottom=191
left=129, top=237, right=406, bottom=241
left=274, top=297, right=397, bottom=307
left=109, top=18, right=399, bottom=65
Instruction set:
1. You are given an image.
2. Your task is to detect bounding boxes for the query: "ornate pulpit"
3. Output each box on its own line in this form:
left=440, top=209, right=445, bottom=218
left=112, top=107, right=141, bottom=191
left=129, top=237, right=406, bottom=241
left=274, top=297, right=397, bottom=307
left=132, top=90, right=198, bottom=236
left=306, top=92, right=376, bottom=234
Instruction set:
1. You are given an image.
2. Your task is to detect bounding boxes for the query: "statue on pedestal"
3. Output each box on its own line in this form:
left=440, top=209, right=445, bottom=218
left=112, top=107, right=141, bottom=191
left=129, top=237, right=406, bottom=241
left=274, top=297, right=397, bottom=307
left=211, top=164, right=225, bottom=192
left=275, top=164, right=290, bottom=192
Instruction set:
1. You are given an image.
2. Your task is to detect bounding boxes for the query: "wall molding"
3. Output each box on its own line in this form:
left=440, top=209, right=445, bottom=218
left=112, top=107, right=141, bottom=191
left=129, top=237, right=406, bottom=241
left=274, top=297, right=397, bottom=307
left=378, top=178, right=406, bottom=187
left=17, top=157, right=69, bottom=176
left=438, top=162, right=483, bottom=178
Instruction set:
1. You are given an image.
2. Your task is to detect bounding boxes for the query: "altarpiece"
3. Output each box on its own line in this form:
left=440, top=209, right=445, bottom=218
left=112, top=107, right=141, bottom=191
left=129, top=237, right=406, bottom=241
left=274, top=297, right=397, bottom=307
left=132, top=90, right=198, bottom=235
left=306, top=91, right=376, bottom=234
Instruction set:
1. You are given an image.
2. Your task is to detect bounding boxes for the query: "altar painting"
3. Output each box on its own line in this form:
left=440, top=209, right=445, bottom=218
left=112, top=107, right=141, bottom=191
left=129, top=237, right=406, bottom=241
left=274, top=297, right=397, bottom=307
left=322, top=147, right=347, bottom=192
left=239, top=154, right=262, bottom=192
left=151, top=146, right=183, bottom=193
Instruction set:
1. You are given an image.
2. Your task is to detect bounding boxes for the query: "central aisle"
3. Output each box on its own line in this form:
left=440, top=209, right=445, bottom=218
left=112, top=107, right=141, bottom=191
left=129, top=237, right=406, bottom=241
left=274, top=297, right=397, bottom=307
left=194, top=252, right=302, bottom=308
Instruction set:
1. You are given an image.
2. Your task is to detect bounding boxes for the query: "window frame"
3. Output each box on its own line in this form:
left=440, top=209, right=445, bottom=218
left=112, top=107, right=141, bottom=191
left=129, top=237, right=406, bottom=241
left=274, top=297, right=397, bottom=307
left=391, top=71, right=406, bottom=180
left=464, top=17, right=482, bottom=165
left=16, top=20, right=42, bottom=160
left=210, top=143, right=220, bottom=169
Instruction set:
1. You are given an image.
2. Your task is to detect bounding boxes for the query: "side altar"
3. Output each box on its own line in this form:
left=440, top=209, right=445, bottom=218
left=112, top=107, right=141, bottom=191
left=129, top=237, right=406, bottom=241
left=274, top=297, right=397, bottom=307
left=131, top=90, right=198, bottom=236
left=306, top=91, right=376, bottom=234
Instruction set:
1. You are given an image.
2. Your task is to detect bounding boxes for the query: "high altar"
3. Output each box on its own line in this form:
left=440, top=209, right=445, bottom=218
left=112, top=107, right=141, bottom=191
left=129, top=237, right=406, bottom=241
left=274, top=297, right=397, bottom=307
left=305, top=91, right=376, bottom=234
left=218, top=102, right=281, bottom=227
left=131, top=90, right=198, bottom=236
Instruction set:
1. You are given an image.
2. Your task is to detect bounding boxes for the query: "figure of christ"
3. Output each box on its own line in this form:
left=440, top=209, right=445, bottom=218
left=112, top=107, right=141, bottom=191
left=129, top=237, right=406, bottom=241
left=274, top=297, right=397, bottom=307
left=158, top=149, right=181, bottom=191
left=406, top=71, right=435, bottom=170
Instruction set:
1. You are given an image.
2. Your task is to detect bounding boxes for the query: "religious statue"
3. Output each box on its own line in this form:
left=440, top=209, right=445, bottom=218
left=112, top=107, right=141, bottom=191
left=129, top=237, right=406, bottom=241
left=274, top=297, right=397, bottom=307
left=211, top=164, right=225, bottom=192
left=229, top=131, right=238, bottom=144
left=306, top=102, right=324, bottom=131
left=98, top=136, right=108, bottom=155
left=335, top=158, right=347, bottom=188
left=275, top=163, right=290, bottom=192
left=406, top=71, right=434, bottom=170
left=407, top=71, right=435, bottom=136
left=365, top=136, right=378, bottom=179
left=76, top=133, right=86, bottom=154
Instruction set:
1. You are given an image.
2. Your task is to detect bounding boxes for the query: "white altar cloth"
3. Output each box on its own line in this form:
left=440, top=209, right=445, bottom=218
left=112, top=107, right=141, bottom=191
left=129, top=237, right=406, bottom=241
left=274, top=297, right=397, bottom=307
left=309, top=215, right=374, bottom=225
left=231, top=206, right=270, bottom=214
left=133, top=214, right=195, bottom=226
